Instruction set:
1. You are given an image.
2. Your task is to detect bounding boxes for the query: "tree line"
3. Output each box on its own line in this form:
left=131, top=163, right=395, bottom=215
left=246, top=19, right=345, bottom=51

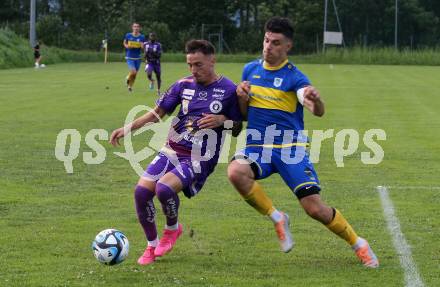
left=1, top=0, right=439, bottom=53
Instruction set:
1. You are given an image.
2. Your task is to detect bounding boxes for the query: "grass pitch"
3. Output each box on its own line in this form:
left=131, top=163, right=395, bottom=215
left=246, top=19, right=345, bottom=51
left=0, top=62, right=439, bottom=286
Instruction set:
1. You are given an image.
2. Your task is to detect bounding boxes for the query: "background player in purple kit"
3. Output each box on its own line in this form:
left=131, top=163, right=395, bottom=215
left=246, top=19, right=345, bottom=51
left=144, top=32, right=162, bottom=96
left=110, top=39, right=242, bottom=265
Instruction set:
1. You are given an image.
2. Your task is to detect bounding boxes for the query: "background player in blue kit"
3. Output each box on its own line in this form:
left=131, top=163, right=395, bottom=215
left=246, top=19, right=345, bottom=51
left=227, top=17, right=379, bottom=268
left=110, top=40, right=242, bottom=265
left=123, top=23, right=145, bottom=92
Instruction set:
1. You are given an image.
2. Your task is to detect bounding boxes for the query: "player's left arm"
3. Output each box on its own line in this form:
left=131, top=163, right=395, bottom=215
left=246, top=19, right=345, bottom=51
left=299, top=86, right=325, bottom=117
left=157, top=43, right=162, bottom=59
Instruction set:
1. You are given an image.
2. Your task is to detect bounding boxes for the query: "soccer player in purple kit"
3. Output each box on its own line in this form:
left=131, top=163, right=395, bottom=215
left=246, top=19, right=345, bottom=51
left=144, top=32, right=162, bottom=96
left=110, top=39, right=242, bottom=265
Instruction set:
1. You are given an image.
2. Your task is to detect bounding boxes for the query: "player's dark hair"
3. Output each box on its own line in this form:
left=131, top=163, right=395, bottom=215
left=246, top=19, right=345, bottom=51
left=264, top=17, right=294, bottom=41
left=185, top=39, right=215, bottom=55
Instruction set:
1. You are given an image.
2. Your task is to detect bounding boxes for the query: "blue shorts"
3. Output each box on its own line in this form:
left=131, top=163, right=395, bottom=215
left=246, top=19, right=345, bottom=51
left=126, top=59, right=141, bottom=71
left=234, top=146, right=320, bottom=198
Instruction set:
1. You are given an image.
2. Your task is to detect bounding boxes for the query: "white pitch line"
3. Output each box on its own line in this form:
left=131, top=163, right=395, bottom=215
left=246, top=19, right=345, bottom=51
left=377, top=186, right=425, bottom=287
left=387, top=186, right=440, bottom=190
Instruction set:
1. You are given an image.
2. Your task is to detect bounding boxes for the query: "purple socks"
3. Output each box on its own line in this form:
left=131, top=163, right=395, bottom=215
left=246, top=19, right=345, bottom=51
left=156, top=182, right=180, bottom=227
left=134, top=185, right=157, bottom=241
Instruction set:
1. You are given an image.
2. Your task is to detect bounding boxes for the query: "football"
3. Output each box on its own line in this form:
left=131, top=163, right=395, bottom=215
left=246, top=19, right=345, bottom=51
left=92, top=229, right=129, bottom=265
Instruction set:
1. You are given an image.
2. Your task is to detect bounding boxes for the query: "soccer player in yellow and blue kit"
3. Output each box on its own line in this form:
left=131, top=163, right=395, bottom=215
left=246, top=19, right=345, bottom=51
left=123, top=23, right=145, bottom=92
left=228, top=17, right=379, bottom=268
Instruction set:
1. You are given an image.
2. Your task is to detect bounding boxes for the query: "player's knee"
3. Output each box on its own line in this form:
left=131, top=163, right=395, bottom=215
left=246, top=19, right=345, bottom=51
left=303, top=203, right=330, bottom=223
left=155, top=182, right=175, bottom=202
left=134, top=185, right=142, bottom=201
left=134, top=184, right=155, bottom=202
left=227, top=161, right=249, bottom=184
left=304, top=205, right=323, bottom=220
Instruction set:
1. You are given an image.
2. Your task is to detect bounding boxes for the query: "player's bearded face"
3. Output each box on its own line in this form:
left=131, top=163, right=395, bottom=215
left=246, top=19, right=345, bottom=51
left=263, top=32, right=292, bottom=64
left=186, top=52, right=215, bottom=84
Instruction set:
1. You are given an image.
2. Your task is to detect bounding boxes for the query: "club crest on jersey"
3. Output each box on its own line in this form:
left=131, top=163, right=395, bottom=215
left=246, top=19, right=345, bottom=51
left=209, top=100, right=223, bottom=114
left=198, top=91, right=208, bottom=100
left=182, top=99, right=190, bottom=115
left=273, top=77, right=283, bottom=87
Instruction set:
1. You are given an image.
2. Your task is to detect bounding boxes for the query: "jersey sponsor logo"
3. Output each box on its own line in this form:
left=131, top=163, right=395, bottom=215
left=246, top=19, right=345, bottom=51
left=209, top=100, right=223, bottom=113
left=249, top=85, right=297, bottom=112
left=252, top=75, right=261, bottom=79
left=273, top=77, right=283, bottom=87
left=128, top=40, right=142, bottom=48
left=212, top=88, right=225, bottom=99
left=213, top=88, right=225, bottom=93
left=183, top=89, right=195, bottom=96
left=184, top=118, right=195, bottom=132
left=198, top=91, right=208, bottom=100
left=182, top=99, right=190, bottom=115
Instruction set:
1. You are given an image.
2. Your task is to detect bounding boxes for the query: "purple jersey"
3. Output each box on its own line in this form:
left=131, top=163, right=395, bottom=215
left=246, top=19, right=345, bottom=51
left=156, top=75, right=242, bottom=173
left=143, top=41, right=161, bottom=63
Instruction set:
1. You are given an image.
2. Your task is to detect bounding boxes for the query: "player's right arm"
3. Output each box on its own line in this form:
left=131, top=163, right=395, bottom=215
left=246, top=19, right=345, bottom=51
left=110, top=106, right=166, bottom=146
left=123, top=40, right=129, bottom=49
left=236, top=63, right=254, bottom=120
left=236, top=81, right=250, bottom=120
left=123, top=33, right=130, bottom=49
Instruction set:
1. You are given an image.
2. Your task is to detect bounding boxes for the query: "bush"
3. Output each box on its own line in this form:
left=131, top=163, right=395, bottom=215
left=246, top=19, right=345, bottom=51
left=1, top=28, right=440, bottom=69
left=0, top=28, right=123, bottom=69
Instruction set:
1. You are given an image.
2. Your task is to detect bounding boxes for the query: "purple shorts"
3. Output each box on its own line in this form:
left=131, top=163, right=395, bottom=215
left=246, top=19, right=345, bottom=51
left=145, top=62, right=161, bottom=75
left=142, top=151, right=208, bottom=198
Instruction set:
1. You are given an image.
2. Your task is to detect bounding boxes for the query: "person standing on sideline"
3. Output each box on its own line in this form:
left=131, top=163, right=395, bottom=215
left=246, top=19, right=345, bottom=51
left=33, top=41, right=45, bottom=68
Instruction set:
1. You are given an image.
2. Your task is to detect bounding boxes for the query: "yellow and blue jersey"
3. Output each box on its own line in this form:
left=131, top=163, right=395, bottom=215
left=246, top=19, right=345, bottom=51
left=237, top=58, right=321, bottom=197
left=124, top=33, right=145, bottom=60
left=243, top=59, right=310, bottom=147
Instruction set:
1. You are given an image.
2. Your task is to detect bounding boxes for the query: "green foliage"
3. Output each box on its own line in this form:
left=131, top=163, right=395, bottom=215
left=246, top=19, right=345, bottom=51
left=0, top=28, right=123, bottom=69
left=36, top=14, right=63, bottom=46
left=0, top=28, right=34, bottom=69
left=2, top=28, right=440, bottom=69
left=1, top=0, right=440, bottom=52
left=294, top=47, right=440, bottom=66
